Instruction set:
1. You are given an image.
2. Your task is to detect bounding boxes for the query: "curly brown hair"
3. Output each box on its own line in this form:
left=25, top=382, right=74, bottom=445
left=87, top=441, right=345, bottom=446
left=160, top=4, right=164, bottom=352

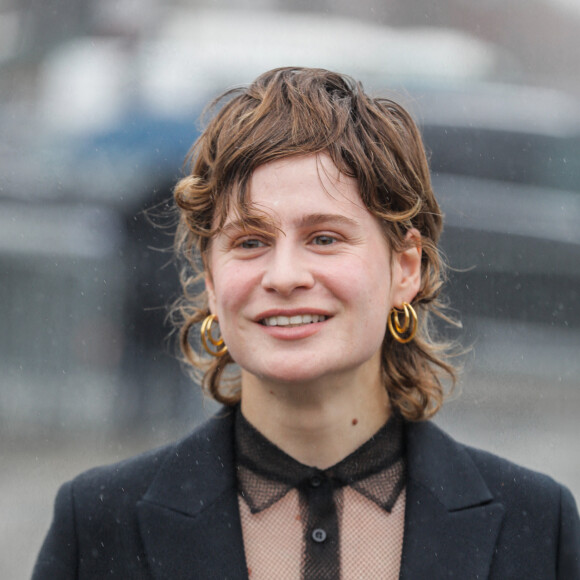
left=172, top=66, right=458, bottom=421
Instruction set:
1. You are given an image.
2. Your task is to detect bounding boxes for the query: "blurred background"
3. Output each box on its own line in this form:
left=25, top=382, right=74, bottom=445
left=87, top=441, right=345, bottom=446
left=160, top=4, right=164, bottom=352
left=1, top=0, right=579, bottom=577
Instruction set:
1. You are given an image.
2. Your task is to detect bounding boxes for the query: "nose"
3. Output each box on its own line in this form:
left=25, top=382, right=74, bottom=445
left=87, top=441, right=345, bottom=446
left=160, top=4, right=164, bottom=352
left=261, top=243, right=315, bottom=296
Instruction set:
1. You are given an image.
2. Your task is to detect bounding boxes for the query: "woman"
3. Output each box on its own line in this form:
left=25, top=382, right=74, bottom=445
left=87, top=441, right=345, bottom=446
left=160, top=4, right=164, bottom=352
left=34, top=67, right=579, bottom=579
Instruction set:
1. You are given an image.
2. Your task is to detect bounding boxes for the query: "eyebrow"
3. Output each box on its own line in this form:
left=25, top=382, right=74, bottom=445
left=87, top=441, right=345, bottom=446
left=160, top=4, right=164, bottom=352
left=220, top=213, right=359, bottom=236
left=296, top=213, right=359, bottom=229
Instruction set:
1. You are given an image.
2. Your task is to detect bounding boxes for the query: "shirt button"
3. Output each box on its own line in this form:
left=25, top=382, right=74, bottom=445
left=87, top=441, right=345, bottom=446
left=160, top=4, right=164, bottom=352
left=312, top=528, right=327, bottom=543
left=310, top=475, right=322, bottom=487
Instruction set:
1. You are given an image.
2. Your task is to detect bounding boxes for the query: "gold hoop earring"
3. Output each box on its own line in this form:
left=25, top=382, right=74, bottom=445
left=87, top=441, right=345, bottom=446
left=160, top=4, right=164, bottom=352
left=201, top=314, right=228, bottom=357
left=388, top=302, right=418, bottom=344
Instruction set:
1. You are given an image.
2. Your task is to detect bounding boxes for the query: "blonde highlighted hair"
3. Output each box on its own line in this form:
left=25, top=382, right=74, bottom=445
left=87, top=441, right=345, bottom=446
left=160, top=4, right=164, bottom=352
left=172, top=67, right=458, bottom=420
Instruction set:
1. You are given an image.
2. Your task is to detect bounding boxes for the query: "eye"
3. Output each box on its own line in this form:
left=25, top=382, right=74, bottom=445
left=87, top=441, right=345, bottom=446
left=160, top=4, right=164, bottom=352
left=239, top=238, right=266, bottom=249
left=311, top=235, right=337, bottom=246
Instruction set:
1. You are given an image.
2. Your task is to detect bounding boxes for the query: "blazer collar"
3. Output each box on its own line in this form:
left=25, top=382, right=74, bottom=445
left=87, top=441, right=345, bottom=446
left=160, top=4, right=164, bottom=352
left=136, top=408, right=249, bottom=580
left=400, top=420, right=505, bottom=579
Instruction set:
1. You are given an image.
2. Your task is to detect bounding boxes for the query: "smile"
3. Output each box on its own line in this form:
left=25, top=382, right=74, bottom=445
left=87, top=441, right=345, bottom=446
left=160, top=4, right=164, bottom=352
left=261, top=314, right=328, bottom=327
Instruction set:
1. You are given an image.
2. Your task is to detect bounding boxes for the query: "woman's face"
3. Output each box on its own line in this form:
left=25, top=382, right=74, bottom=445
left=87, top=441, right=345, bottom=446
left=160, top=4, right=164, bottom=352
left=206, top=153, right=420, bottom=387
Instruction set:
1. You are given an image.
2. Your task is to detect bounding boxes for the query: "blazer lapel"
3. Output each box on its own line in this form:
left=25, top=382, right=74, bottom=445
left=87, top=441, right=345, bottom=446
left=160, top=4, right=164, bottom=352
left=136, top=409, right=249, bottom=580
left=400, top=421, right=505, bottom=579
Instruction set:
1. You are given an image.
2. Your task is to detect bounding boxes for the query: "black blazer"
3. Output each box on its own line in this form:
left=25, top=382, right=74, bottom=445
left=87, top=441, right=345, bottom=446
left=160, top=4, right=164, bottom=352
left=33, top=410, right=580, bottom=579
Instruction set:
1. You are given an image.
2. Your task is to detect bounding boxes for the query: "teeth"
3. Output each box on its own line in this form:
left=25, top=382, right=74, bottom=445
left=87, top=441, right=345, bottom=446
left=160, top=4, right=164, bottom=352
left=263, top=314, right=327, bottom=327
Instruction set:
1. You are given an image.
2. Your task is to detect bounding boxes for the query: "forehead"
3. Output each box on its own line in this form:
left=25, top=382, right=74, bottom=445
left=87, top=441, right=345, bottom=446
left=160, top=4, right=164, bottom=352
left=224, top=153, right=367, bottom=226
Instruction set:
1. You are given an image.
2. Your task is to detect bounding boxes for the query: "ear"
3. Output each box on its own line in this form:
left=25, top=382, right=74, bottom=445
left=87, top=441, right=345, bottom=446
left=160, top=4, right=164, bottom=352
left=391, top=228, right=422, bottom=306
left=205, top=273, right=217, bottom=315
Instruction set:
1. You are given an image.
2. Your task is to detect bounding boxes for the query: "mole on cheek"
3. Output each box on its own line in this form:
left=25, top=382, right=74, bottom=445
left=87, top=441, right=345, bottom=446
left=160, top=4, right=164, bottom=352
left=351, top=418, right=358, bottom=426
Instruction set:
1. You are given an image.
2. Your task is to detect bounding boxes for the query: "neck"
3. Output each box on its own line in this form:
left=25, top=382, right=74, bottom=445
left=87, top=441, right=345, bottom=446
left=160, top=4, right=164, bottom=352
left=240, top=368, right=391, bottom=469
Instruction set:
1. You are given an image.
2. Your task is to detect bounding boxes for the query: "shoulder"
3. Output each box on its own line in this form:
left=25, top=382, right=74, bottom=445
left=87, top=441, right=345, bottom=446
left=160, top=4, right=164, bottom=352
left=68, top=408, right=236, bottom=510
left=461, top=440, right=564, bottom=502
left=459, top=440, right=580, bottom=534
left=69, top=441, right=176, bottom=510
left=33, top=410, right=237, bottom=578
left=457, top=435, right=580, bottom=573
left=405, top=419, right=576, bottom=513
left=403, top=420, right=580, bottom=576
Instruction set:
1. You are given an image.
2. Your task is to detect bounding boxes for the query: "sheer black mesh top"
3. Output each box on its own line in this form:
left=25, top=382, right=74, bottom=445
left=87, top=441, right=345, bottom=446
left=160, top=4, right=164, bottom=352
left=234, top=407, right=407, bottom=580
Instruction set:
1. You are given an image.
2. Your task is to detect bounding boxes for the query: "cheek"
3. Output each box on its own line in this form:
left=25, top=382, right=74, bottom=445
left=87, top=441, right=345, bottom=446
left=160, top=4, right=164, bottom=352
left=356, top=264, right=393, bottom=343
left=211, top=263, right=259, bottom=319
left=339, top=254, right=393, bottom=310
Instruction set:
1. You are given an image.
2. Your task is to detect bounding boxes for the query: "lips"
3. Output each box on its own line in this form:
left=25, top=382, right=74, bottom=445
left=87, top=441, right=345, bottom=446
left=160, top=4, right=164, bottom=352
left=262, top=314, right=328, bottom=327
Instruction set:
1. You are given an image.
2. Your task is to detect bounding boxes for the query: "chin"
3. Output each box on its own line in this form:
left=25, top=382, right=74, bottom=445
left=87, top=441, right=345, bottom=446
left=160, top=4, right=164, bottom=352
left=250, top=360, right=364, bottom=388
left=243, top=358, right=328, bottom=386
left=237, top=349, right=381, bottom=389
left=256, top=368, right=324, bottom=386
